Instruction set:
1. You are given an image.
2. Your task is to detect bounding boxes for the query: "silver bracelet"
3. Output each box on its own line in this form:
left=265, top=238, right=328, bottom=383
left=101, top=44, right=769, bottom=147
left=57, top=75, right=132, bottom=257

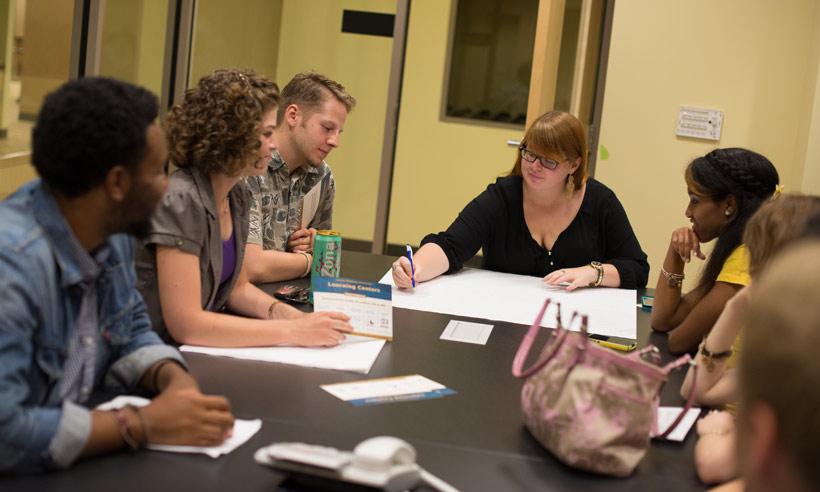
left=661, top=267, right=684, bottom=288
left=299, top=251, right=312, bottom=278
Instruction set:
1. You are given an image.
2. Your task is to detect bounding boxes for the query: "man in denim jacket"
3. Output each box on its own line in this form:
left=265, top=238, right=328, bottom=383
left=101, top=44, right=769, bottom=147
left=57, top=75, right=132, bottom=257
left=0, top=78, right=234, bottom=474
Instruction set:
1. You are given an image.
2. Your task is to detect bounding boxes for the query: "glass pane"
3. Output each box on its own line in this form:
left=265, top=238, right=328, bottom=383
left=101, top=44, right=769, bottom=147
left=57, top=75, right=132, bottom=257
left=445, top=0, right=538, bottom=126
left=190, top=0, right=394, bottom=246
left=553, top=0, right=582, bottom=112
left=0, top=0, right=75, bottom=199
left=98, top=0, right=169, bottom=98
left=188, top=0, right=282, bottom=88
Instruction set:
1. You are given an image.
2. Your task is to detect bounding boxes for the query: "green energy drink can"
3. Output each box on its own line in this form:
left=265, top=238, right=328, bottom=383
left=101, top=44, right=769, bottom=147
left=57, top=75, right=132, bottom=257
left=310, top=230, right=342, bottom=303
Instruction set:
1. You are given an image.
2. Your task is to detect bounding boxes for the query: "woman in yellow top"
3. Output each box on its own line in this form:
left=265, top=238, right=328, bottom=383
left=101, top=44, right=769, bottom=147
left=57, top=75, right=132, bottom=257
left=651, top=148, right=779, bottom=354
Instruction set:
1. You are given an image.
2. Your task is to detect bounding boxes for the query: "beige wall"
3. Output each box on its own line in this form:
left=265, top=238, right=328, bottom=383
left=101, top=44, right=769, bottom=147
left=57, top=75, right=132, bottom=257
left=387, top=0, right=527, bottom=246
left=7, top=0, right=820, bottom=259
left=189, top=0, right=283, bottom=86
left=275, top=0, right=394, bottom=242
left=797, top=3, right=820, bottom=195
left=18, top=0, right=73, bottom=118
left=596, top=0, right=820, bottom=289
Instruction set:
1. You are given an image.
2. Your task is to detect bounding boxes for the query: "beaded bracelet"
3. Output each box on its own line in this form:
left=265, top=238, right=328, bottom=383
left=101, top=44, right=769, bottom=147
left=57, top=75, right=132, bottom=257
left=111, top=408, right=140, bottom=451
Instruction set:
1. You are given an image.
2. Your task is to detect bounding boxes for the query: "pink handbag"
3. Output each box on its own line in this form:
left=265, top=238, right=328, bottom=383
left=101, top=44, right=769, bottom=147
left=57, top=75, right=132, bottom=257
left=511, top=298, right=696, bottom=477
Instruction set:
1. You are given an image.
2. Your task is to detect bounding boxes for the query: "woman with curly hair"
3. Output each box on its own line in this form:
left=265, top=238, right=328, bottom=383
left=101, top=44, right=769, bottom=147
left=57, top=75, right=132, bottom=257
left=650, top=148, right=779, bottom=354
left=135, top=69, right=352, bottom=347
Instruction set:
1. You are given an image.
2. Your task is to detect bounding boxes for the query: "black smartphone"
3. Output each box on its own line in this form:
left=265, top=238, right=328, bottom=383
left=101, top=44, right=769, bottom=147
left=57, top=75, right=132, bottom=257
left=274, top=285, right=311, bottom=303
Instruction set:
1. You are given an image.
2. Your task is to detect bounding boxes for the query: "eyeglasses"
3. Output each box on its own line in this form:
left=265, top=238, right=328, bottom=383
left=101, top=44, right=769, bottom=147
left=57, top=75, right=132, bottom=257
left=519, top=145, right=566, bottom=171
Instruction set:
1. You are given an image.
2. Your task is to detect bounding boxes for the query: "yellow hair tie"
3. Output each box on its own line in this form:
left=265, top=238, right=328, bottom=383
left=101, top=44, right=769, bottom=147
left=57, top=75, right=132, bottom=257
left=771, top=184, right=784, bottom=201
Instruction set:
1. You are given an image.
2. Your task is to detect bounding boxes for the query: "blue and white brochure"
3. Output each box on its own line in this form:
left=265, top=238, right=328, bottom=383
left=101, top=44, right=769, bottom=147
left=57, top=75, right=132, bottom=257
left=321, top=375, right=456, bottom=406
left=312, top=276, right=393, bottom=340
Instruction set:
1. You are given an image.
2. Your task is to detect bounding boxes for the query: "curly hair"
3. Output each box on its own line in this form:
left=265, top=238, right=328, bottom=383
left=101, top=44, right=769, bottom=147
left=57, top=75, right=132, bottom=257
left=165, top=69, right=280, bottom=177
left=278, top=71, right=355, bottom=125
left=684, top=147, right=779, bottom=299
left=32, top=77, right=158, bottom=197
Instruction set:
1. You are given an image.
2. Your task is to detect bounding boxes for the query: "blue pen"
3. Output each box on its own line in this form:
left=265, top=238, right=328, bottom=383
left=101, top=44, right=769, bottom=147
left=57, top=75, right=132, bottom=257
left=406, top=244, right=416, bottom=287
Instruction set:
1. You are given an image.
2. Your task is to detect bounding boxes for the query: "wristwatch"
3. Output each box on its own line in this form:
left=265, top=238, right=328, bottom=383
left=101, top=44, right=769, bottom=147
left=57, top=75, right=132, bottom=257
left=588, top=261, right=604, bottom=287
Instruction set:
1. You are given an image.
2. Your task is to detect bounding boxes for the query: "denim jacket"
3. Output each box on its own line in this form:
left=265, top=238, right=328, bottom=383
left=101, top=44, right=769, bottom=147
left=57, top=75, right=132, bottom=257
left=0, top=180, right=184, bottom=474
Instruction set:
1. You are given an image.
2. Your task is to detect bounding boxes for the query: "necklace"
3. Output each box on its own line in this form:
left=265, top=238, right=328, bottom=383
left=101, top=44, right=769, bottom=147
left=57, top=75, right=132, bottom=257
left=220, top=198, right=230, bottom=217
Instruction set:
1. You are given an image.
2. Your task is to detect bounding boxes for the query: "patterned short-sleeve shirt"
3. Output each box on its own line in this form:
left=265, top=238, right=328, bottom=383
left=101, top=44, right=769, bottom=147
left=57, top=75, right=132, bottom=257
left=247, top=150, right=335, bottom=251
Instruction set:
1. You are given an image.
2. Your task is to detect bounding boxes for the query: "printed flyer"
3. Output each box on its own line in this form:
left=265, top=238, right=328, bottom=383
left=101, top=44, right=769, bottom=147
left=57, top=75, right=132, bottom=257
left=312, top=276, right=393, bottom=340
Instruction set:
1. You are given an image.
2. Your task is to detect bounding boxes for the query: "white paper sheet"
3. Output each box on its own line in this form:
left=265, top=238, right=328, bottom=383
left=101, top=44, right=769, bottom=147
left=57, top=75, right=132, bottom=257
left=180, top=334, right=386, bottom=374
left=651, top=406, right=702, bottom=441
left=440, top=320, right=494, bottom=345
left=379, top=268, right=637, bottom=339
left=299, top=182, right=322, bottom=229
left=96, top=395, right=261, bottom=458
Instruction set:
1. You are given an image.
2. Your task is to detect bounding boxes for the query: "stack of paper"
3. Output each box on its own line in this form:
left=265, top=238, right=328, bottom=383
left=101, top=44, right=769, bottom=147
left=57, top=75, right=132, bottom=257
left=379, top=268, right=637, bottom=339
left=180, top=334, right=385, bottom=374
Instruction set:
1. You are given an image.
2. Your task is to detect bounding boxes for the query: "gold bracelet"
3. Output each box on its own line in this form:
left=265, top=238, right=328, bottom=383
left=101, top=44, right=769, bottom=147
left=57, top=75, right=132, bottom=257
left=267, top=299, right=281, bottom=319
left=699, top=337, right=733, bottom=372
left=699, top=428, right=732, bottom=436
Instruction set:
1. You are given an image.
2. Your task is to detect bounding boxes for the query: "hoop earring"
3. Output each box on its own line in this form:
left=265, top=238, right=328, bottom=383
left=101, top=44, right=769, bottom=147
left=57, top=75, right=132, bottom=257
left=566, top=174, right=575, bottom=196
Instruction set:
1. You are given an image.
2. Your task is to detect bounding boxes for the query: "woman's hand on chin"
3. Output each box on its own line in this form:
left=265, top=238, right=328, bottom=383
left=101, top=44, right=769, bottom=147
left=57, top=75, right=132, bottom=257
left=670, top=227, right=705, bottom=263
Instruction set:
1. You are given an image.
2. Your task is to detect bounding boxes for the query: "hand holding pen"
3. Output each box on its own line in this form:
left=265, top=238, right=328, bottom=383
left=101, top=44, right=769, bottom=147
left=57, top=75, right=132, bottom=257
left=406, top=244, right=416, bottom=288
left=391, top=252, right=421, bottom=289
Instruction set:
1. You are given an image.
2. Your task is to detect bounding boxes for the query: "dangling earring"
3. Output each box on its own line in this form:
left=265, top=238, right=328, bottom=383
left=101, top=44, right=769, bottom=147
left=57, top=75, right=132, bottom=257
left=565, top=174, right=575, bottom=197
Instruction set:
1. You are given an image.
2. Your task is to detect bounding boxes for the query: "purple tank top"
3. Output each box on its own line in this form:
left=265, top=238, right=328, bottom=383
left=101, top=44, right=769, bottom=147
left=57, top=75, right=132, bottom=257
left=220, top=229, right=236, bottom=285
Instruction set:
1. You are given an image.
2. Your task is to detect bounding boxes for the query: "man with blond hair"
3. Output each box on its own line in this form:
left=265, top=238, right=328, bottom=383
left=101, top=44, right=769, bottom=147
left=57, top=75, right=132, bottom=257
left=736, top=239, right=820, bottom=492
left=245, top=71, right=356, bottom=284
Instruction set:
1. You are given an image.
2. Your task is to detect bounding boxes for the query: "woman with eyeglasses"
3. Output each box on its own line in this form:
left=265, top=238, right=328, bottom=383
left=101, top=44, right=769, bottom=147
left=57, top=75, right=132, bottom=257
left=391, top=110, right=649, bottom=290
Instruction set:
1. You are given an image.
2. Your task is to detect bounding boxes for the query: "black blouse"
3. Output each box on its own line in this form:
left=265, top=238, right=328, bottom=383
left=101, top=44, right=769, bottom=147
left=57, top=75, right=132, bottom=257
left=421, top=176, right=649, bottom=289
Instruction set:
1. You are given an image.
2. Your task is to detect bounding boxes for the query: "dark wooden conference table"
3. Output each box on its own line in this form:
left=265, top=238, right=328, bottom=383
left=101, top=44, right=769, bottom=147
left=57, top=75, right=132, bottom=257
left=4, top=251, right=706, bottom=491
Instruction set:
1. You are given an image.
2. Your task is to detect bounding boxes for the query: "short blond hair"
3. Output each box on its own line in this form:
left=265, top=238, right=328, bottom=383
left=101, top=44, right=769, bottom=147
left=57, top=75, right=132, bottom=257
left=278, top=71, right=356, bottom=125
left=743, top=194, right=820, bottom=277
left=741, top=240, right=820, bottom=487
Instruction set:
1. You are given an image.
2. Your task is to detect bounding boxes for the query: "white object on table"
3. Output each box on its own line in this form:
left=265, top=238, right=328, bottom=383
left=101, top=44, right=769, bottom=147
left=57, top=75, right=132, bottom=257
left=181, top=334, right=386, bottom=374
left=380, top=267, right=637, bottom=339
left=96, top=395, right=261, bottom=458
left=651, top=406, right=701, bottom=441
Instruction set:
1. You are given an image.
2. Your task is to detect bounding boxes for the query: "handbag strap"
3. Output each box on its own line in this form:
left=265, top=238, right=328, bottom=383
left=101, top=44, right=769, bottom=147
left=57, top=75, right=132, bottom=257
left=512, top=298, right=564, bottom=378
left=654, top=355, right=698, bottom=439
